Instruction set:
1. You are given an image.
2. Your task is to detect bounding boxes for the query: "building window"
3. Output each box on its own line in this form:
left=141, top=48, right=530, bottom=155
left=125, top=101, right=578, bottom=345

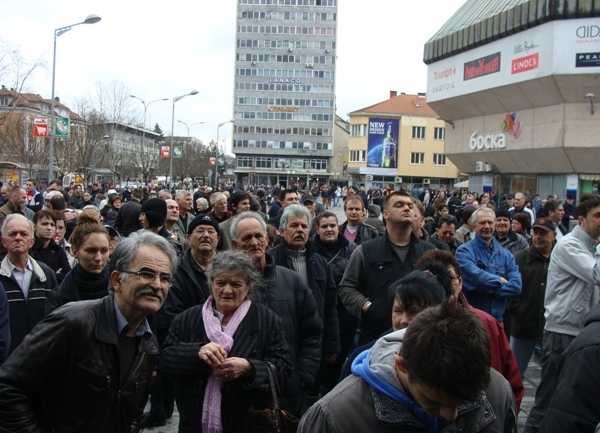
left=434, top=127, right=445, bottom=140
left=237, top=157, right=254, bottom=168
left=0, top=97, right=8, bottom=106
left=274, top=158, right=290, bottom=169
left=255, top=157, right=272, bottom=168
left=350, top=124, right=366, bottom=137
left=433, top=153, right=447, bottom=166
left=310, top=159, right=327, bottom=170
left=412, top=126, right=426, bottom=139
left=349, top=150, right=366, bottom=162
left=411, top=152, right=424, bottom=165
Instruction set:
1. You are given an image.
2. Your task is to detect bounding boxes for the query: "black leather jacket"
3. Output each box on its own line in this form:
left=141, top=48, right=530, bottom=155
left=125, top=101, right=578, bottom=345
left=0, top=295, right=158, bottom=433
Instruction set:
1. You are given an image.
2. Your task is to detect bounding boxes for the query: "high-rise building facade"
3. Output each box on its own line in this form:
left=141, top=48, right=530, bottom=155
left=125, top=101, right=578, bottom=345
left=232, top=0, right=337, bottom=191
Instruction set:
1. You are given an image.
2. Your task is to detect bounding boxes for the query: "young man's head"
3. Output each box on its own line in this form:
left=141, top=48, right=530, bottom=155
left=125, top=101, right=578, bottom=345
left=344, top=196, right=365, bottom=227
left=396, top=303, right=491, bottom=421
left=543, top=199, right=565, bottom=225
left=576, top=194, right=600, bottom=239
left=279, top=189, right=299, bottom=207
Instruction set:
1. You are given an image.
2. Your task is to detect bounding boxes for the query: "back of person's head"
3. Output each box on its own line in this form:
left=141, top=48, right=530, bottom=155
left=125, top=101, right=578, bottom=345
left=577, top=194, right=600, bottom=218
left=49, top=194, right=67, bottom=211
left=400, top=303, right=491, bottom=403
left=69, top=213, right=109, bottom=250
left=132, top=188, right=144, bottom=200
left=460, top=206, right=476, bottom=224
left=411, top=260, right=454, bottom=298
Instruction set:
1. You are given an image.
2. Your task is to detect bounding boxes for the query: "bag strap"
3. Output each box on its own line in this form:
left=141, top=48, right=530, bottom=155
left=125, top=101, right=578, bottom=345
left=265, top=361, right=283, bottom=432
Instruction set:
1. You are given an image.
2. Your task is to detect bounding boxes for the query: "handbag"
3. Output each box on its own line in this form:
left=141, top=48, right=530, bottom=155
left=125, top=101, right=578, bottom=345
left=239, top=362, right=299, bottom=433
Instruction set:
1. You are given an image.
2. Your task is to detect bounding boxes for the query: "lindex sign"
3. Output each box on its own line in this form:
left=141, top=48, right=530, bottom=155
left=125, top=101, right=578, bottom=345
left=173, top=146, right=183, bottom=158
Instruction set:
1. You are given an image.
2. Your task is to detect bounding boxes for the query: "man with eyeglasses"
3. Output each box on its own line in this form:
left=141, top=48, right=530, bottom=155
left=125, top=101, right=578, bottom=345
left=431, top=214, right=463, bottom=253
left=0, top=231, right=178, bottom=433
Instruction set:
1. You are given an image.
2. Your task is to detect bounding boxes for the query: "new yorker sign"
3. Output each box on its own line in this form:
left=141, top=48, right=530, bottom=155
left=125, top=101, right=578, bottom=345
left=464, top=52, right=501, bottom=81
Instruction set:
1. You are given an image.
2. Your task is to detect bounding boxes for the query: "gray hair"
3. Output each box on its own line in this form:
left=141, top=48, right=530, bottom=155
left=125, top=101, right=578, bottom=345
left=1, top=214, right=34, bottom=238
left=469, top=207, right=496, bottom=225
left=207, top=250, right=263, bottom=297
left=230, top=211, right=266, bottom=240
left=158, top=189, right=171, bottom=200
left=175, top=190, right=191, bottom=201
left=280, top=204, right=312, bottom=230
left=108, top=231, right=178, bottom=292
left=196, top=197, right=209, bottom=210
left=210, top=192, right=226, bottom=206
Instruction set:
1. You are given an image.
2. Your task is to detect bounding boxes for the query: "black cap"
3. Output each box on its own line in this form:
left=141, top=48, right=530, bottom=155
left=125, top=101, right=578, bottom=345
left=532, top=217, right=555, bottom=232
left=187, top=214, right=220, bottom=236
left=141, top=198, right=167, bottom=228
left=495, top=208, right=512, bottom=220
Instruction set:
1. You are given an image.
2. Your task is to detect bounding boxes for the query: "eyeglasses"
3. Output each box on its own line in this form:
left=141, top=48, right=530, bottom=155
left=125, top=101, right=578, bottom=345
left=118, top=269, right=174, bottom=287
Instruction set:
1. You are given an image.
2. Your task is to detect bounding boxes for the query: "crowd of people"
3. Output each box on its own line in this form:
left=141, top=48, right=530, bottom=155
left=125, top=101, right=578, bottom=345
left=0, top=177, right=597, bottom=432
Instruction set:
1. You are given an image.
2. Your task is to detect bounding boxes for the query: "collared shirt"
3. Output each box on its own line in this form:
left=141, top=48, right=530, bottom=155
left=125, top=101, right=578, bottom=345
left=7, top=258, right=33, bottom=298
left=113, top=298, right=152, bottom=338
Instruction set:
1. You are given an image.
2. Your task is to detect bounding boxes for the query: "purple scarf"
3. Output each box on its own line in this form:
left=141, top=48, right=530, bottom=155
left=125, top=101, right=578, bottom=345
left=202, top=295, right=251, bottom=433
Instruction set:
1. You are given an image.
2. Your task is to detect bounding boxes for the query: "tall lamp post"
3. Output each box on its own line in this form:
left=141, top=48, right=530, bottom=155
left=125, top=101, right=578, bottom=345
left=215, top=120, right=234, bottom=188
left=130, top=95, right=168, bottom=182
left=48, top=14, right=101, bottom=183
left=177, top=120, right=204, bottom=139
left=169, top=90, right=199, bottom=189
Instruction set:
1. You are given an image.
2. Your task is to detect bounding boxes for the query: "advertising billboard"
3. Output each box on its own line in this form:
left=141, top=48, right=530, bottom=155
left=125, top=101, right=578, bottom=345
left=366, top=118, right=399, bottom=173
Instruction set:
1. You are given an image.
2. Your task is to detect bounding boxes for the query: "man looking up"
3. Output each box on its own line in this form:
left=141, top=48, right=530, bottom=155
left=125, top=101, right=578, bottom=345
left=456, top=208, right=522, bottom=323
left=0, top=231, right=177, bottom=432
left=339, top=192, right=435, bottom=345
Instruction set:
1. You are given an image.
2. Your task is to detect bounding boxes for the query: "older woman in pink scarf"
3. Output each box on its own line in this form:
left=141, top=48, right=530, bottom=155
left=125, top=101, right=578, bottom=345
left=161, top=250, right=293, bottom=433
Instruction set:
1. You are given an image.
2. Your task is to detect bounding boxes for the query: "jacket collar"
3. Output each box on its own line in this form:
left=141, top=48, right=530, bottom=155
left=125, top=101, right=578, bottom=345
left=0, top=255, right=47, bottom=282
left=473, top=233, right=497, bottom=251
left=572, top=224, right=599, bottom=253
left=527, top=245, right=551, bottom=263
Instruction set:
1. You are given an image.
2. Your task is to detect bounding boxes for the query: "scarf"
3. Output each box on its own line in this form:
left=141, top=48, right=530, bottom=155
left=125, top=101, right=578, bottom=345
left=73, top=264, right=110, bottom=301
left=351, top=349, right=441, bottom=432
left=202, top=295, right=251, bottom=433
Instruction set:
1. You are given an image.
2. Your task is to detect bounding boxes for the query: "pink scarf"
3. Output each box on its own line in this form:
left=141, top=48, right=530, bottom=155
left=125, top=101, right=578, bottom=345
left=201, top=295, right=251, bottom=433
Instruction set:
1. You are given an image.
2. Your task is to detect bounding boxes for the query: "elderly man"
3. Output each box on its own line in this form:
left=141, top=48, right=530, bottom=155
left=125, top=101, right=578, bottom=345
left=268, top=205, right=340, bottom=396
left=173, top=190, right=195, bottom=239
left=431, top=214, right=463, bottom=253
left=163, top=214, right=220, bottom=324
left=0, top=231, right=177, bottom=432
left=339, top=192, right=435, bottom=345
left=494, top=208, right=529, bottom=255
left=456, top=208, right=522, bottom=323
left=232, top=211, right=322, bottom=415
left=0, top=214, right=58, bottom=353
left=509, top=192, right=535, bottom=223
left=207, top=191, right=231, bottom=223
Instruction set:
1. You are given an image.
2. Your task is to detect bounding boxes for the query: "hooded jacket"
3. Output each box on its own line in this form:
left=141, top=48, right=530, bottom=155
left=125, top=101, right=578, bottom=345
left=298, top=329, right=517, bottom=433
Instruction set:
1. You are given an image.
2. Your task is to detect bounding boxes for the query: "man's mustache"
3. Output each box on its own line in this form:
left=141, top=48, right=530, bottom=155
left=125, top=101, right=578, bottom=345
left=136, top=287, right=165, bottom=302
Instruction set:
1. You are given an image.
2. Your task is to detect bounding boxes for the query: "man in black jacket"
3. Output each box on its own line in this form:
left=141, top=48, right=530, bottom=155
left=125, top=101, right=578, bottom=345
left=232, top=211, right=322, bottom=415
left=339, top=195, right=379, bottom=245
left=115, top=187, right=143, bottom=237
left=0, top=231, right=178, bottom=433
left=339, top=192, right=435, bottom=345
left=268, top=205, right=340, bottom=397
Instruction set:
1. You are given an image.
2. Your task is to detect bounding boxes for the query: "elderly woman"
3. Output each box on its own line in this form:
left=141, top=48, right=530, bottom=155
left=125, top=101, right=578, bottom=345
left=161, top=250, right=293, bottom=433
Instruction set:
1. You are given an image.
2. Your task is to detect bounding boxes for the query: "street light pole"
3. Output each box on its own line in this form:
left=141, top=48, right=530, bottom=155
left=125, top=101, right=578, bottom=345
left=177, top=120, right=204, bottom=138
left=169, top=90, right=199, bottom=189
left=215, top=120, right=234, bottom=188
left=48, top=14, right=101, bottom=184
left=130, top=95, right=168, bottom=182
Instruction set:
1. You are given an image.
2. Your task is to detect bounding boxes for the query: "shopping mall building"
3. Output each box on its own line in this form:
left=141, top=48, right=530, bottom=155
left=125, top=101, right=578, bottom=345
left=425, top=0, right=600, bottom=199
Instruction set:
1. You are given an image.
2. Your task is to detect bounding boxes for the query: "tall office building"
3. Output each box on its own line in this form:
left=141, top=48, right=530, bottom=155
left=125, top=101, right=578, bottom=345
left=232, top=0, right=337, bottom=191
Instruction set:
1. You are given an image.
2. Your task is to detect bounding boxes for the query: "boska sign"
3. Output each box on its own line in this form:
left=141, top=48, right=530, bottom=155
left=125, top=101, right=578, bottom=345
left=469, top=132, right=506, bottom=151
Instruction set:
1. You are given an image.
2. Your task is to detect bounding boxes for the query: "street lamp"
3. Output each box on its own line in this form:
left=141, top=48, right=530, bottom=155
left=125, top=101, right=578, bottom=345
left=48, top=14, right=101, bottom=183
left=178, top=120, right=204, bottom=142
left=169, top=90, right=199, bottom=189
left=215, top=120, right=234, bottom=188
left=130, top=95, right=168, bottom=182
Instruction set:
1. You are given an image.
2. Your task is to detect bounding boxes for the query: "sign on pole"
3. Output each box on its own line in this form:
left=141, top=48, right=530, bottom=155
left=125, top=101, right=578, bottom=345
left=55, top=116, right=70, bottom=137
left=173, top=146, right=183, bottom=158
left=209, top=157, right=216, bottom=166
left=33, top=118, right=49, bottom=137
left=160, top=146, right=170, bottom=158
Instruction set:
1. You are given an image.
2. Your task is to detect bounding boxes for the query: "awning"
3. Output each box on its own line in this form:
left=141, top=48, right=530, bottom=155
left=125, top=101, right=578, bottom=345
left=454, top=180, right=469, bottom=188
left=579, top=174, right=600, bottom=181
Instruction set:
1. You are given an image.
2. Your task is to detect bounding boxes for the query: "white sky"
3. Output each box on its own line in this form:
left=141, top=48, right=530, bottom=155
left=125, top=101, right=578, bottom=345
left=0, top=0, right=467, bottom=151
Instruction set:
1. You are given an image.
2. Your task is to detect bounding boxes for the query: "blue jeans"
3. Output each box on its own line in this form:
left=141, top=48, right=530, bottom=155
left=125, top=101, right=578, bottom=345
left=510, top=336, right=537, bottom=378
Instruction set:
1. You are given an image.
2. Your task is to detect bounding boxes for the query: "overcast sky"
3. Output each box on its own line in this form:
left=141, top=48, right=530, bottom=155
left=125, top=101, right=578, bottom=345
left=0, top=0, right=467, bottom=150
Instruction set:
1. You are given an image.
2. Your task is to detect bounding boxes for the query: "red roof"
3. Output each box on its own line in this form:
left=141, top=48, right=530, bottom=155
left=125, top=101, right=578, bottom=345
left=350, top=91, right=439, bottom=117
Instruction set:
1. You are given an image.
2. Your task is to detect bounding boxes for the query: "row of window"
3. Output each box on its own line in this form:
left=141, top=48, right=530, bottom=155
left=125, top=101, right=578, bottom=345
left=236, top=82, right=334, bottom=93
left=234, top=140, right=331, bottom=150
left=238, top=39, right=335, bottom=50
left=239, top=0, right=336, bottom=6
left=234, top=125, right=331, bottom=136
left=237, top=54, right=333, bottom=64
left=236, top=97, right=333, bottom=107
left=236, top=111, right=334, bottom=121
left=237, top=68, right=334, bottom=78
left=238, top=25, right=336, bottom=36
left=237, top=156, right=328, bottom=170
left=349, top=150, right=446, bottom=166
left=239, top=11, right=336, bottom=20
left=350, top=124, right=445, bottom=141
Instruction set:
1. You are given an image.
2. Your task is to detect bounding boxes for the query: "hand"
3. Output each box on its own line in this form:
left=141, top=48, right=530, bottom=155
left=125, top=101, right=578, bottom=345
left=198, top=342, right=227, bottom=367
left=499, top=277, right=508, bottom=284
left=213, top=357, right=252, bottom=381
left=325, top=353, right=338, bottom=364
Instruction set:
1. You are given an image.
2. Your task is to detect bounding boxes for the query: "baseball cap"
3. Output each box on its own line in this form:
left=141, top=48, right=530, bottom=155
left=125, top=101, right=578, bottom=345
left=532, top=217, right=555, bottom=232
